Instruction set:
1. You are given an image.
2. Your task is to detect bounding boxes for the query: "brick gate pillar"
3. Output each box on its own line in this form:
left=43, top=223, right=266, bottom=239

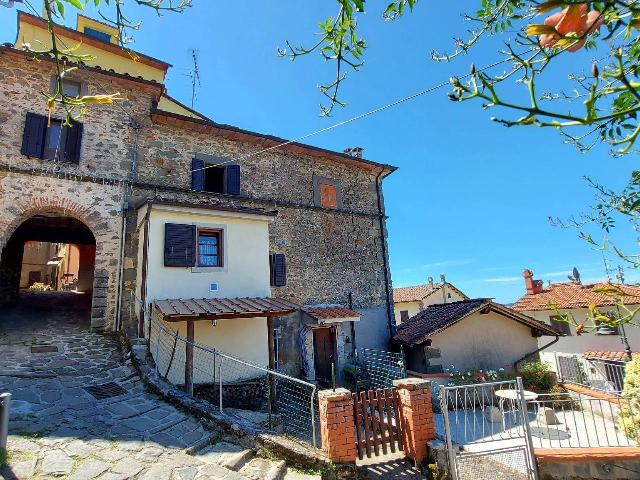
left=393, top=377, right=436, bottom=465
left=318, top=388, right=357, bottom=463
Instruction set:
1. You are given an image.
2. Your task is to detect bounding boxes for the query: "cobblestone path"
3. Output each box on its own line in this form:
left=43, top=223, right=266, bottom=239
left=0, top=293, right=318, bottom=480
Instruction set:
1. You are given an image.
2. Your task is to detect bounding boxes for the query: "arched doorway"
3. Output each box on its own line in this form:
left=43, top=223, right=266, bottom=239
left=0, top=213, right=97, bottom=327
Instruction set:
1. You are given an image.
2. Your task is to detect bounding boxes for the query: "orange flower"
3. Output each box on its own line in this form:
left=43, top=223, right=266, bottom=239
left=538, top=4, right=604, bottom=52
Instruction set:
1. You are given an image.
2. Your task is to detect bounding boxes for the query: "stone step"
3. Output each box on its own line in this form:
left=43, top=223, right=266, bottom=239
left=239, top=457, right=287, bottom=480
left=192, top=442, right=255, bottom=471
left=282, top=468, right=322, bottom=480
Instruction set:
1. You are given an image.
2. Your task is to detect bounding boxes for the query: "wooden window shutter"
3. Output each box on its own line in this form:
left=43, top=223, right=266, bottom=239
left=64, top=120, right=83, bottom=163
left=270, top=253, right=287, bottom=287
left=225, top=164, right=241, bottom=195
left=164, top=223, right=196, bottom=267
left=21, top=112, right=47, bottom=158
left=192, top=158, right=205, bottom=192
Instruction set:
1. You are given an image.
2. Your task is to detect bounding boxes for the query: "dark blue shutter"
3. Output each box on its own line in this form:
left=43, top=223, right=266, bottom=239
left=164, top=223, right=196, bottom=267
left=192, top=158, right=205, bottom=192
left=225, top=164, right=241, bottom=195
left=64, top=120, right=83, bottom=163
left=21, top=112, right=47, bottom=158
left=270, top=253, right=287, bottom=287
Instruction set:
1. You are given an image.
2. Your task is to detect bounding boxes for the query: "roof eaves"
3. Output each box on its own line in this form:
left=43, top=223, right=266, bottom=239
left=150, top=108, right=398, bottom=174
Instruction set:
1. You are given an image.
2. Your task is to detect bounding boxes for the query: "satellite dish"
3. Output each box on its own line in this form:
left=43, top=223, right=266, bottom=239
left=568, top=267, right=581, bottom=284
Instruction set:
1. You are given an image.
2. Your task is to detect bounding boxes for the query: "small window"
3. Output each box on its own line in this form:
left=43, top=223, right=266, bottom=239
left=204, top=166, right=225, bottom=194
left=400, top=310, right=410, bottom=323
left=550, top=316, right=572, bottom=336
left=62, top=80, right=82, bottom=98
left=197, top=229, right=222, bottom=267
left=595, top=318, right=620, bottom=335
left=319, top=183, right=337, bottom=209
left=44, top=120, right=66, bottom=160
left=84, top=27, right=112, bottom=43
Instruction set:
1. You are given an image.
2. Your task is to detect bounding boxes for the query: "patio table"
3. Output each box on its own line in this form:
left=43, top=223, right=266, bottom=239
left=494, top=389, right=538, bottom=429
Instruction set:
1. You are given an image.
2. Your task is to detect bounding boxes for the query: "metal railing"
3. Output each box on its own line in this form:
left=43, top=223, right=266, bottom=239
left=555, top=353, right=627, bottom=395
left=528, top=392, right=638, bottom=448
left=148, top=310, right=318, bottom=446
left=0, top=392, right=10, bottom=452
left=357, top=347, right=406, bottom=391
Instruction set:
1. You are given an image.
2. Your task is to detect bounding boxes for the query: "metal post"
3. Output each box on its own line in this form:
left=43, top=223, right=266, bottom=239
left=400, top=344, right=407, bottom=378
left=218, top=358, right=224, bottom=412
left=310, top=386, right=317, bottom=448
left=0, top=392, right=10, bottom=452
left=440, top=385, right=457, bottom=480
left=516, top=376, right=540, bottom=480
left=331, top=363, right=336, bottom=392
left=185, top=320, right=194, bottom=397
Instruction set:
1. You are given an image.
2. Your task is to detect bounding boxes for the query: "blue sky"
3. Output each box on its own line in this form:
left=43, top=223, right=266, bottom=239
left=2, top=1, right=637, bottom=303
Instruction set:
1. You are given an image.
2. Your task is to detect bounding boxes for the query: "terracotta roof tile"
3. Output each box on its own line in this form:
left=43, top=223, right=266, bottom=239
left=393, top=299, right=560, bottom=346
left=304, top=306, right=361, bottom=322
left=511, top=282, right=640, bottom=312
left=393, top=282, right=468, bottom=303
left=583, top=351, right=631, bottom=362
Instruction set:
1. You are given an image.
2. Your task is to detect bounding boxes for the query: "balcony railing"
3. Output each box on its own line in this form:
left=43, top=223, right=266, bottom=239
left=554, top=353, right=627, bottom=396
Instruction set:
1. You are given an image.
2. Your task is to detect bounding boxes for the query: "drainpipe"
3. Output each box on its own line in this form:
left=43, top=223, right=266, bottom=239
left=348, top=291, right=357, bottom=355
left=140, top=201, right=152, bottom=339
left=115, top=120, right=141, bottom=332
left=514, top=334, right=560, bottom=371
left=375, top=168, right=394, bottom=340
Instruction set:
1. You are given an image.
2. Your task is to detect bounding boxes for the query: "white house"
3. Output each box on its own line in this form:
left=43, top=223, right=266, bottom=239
left=393, top=276, right=468, bottom=325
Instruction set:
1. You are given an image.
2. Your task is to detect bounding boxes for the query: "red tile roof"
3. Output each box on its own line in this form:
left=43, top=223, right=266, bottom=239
left=393, top=299, right=560, bottom=346
left=393, top=282, right=468, bottom=303
left=583, top=351, right=631, bottom=362
left=511, top=282, right=640, bottom=312
left=153, top=297, right=301, bottom=321
left=304, top=306, right=361, bottom=322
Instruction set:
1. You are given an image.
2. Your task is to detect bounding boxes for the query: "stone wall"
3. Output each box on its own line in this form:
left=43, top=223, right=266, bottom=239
left=0, top=171, right=125, bottom=330
left=0, top=47, right=394, bottom=346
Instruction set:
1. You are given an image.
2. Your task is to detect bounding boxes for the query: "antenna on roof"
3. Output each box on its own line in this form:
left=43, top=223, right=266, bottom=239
left=602, top=251, right=612, bottom=282
left=187, top=48, right=201, bottom=109
left=568, top=267, right=581, bottom=284
left=616, top=265, right=625, bottom=284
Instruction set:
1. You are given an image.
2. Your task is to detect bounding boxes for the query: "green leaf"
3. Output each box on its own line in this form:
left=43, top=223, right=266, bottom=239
left=63, top=0, right=85, bottom=9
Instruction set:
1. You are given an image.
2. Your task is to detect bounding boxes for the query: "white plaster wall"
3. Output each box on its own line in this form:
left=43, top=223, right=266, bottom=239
left=526, top=306, right=640, bottom=355
left=151, top=317, right=269, bottom=385
left=430, top=311, right=539, bottom=372
left=144, top=205, right=272, bottom=302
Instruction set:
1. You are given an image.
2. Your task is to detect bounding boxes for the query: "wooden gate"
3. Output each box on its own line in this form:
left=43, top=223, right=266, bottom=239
left=352, top=387, right=405, bottom=459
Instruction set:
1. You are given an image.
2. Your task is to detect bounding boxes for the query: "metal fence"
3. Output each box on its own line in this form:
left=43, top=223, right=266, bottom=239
left=148, top=311, right=318, bottom=446
left=439, top=378, right=539, bottom=480
left=357, top=347, right=406, bottom=391
left=529, top=392, right=638, bottom=448
left=555, top=353, right=627, bottom=395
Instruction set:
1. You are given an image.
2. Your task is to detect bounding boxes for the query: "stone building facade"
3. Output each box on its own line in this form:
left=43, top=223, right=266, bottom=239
left=0, top=15, right=396, bottom=374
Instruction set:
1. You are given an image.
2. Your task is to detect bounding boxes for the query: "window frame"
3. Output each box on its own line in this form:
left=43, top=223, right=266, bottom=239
left=196, top=228, right=223, bottom=268
left=313, top=175, right=342, bottom=209
left=549, top=315, right=572, bottom=336
left=400, top=310, right=410, bottom=322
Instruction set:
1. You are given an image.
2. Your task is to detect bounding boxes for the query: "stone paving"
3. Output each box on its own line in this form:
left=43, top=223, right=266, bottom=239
left=0, top=293, right=318, bottom=480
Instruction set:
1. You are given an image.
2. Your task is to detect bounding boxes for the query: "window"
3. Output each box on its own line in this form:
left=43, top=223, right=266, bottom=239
left=319, top=183, right=337, bottom=209
left=550, top=316, right=572, bottom=336
left=84, top=27, right=112, bottom=43
left=595, top=316, right=620, bottom=335
left=62, top=80, right=82, bottom=98
left=43, top=120, right=66, bottom=160
left=313, top=175, right=342, bottom=209
left=400, top=310, right=409, bottom=322
left=21, top=112, right=83, bottom=164
left=270, top=253, right=287, bottom=287
left=197, top=229, right=222, bottom=267
left=192, top=158, right=241, bottom=195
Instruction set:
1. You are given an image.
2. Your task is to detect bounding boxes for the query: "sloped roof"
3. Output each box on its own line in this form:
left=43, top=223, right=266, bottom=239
left=304, top=306, right=361, bottom=322
left=393, top=299, right=560, bottom=346
left=393, top=282, right=468, bottom=303
left=583, top=351, right=631, bottom=362
left=512, top=282, right=640, bottom=312
left=153, top=297, right=301, bottom=322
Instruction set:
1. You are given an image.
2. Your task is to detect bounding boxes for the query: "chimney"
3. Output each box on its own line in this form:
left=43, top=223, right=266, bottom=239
left=523, top=269, right=543, bottom=295
left=428, top=276, right=434, bottom=290
left=344, top=147, right=363, bottom=158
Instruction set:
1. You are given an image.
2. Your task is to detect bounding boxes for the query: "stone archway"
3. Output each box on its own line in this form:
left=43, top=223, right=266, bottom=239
left=0, top=200, right=108, bottom=331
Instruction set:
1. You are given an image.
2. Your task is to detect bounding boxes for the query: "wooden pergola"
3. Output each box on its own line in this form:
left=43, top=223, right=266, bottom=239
left=153, top=297, right=301, bottom=395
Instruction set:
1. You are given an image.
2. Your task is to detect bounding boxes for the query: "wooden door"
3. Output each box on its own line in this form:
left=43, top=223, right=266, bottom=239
left=314, top=327, right=336, bottom=386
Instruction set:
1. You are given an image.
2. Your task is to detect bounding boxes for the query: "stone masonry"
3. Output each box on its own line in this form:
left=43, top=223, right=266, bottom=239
left=0, top=42, right=395, bottom=349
